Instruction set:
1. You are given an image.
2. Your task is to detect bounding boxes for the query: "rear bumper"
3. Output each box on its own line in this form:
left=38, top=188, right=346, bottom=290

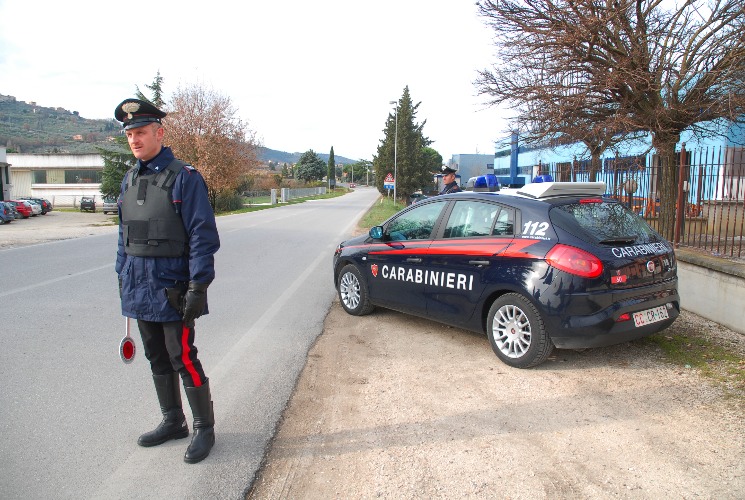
left=546, top=283, right=680, bottom=349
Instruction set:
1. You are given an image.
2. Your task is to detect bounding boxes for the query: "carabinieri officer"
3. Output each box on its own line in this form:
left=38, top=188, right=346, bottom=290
left=114, top=98, right=220, bottom=464
left=439, top=165, right=462, bottom=194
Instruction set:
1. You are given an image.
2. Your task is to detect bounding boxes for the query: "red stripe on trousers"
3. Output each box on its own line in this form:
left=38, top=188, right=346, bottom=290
left=181, top=323, right=202, bottom=387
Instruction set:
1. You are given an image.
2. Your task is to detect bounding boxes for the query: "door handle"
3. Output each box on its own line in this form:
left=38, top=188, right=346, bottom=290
left=406, top=257, right=422, bottom=263
left=469, top=260, right=489, bottom=266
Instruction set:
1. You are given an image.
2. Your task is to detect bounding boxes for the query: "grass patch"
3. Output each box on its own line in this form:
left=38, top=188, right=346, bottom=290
left=359, top=196, right=405, bottom=228
left=642, top=331, right=745, bottom=400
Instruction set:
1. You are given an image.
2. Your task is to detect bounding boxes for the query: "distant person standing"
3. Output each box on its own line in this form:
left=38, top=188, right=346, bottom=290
left=114, top=98, right=220, bottom=464
left=439, top=165, right=462, bottom=194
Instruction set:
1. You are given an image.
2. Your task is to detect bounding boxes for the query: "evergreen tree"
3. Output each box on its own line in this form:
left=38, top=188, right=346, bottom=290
left=97, top=136, right=134, bottom=199
left=135, top=70, right=165, bottom=108
left=296, top=149, right=326, bottom=182
left=327, top=146, right=336, bottom=188
left=372, top=86, right=435, bottom=202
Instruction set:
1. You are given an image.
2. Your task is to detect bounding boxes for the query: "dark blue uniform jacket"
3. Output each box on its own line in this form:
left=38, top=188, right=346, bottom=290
left=116, top=147, right=220, bottom=322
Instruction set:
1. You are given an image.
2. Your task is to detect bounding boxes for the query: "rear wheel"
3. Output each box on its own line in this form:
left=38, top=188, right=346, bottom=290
left=337, top=264, right=375, bottom=316
left=487, top=293, right=553, bottom=368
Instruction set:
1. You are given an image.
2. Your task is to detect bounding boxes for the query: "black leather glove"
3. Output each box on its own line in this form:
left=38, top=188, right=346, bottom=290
left=182, top=281, right=209, bottom=327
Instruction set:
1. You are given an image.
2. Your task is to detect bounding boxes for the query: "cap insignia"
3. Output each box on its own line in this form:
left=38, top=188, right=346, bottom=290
left=121, top=102, right=141, bottom=120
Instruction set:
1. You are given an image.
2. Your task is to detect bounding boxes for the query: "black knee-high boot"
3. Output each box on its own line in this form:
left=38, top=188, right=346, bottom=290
left=137, top=373, right=189, bottom=447
left=184, top=380, right=215, bottom=464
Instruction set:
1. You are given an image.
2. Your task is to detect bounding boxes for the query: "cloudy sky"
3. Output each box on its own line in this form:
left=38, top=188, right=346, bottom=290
left=0, top=0, right=512, bottom=161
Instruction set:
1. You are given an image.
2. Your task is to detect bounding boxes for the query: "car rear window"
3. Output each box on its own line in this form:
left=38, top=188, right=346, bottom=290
left=549, top=199, right=658, bottom=245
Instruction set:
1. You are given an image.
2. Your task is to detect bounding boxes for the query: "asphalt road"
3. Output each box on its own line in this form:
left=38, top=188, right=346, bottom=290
left=0, top=188, right=380, bottom=499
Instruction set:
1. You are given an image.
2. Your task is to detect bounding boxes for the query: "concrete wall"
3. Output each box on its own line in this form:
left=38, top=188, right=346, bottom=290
left=675, top=248, right=745, bottom=335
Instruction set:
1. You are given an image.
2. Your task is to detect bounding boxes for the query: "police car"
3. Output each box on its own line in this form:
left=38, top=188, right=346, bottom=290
left=332, top=181, right=679, bottom=368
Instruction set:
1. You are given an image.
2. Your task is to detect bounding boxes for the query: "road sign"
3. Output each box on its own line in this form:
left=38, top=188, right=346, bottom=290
left=384, top=172, right=395, bottom=189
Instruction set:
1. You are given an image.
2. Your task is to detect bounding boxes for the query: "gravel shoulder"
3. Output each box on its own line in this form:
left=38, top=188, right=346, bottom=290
left=247, top=237, right=744, bottom=499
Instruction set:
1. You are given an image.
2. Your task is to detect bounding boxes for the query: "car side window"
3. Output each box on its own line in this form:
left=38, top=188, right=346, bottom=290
left=492, top=207, right=515, bottom=236
left=444, top=201, right=505, bottom=238
left=386, top=201, right=447, bottom=241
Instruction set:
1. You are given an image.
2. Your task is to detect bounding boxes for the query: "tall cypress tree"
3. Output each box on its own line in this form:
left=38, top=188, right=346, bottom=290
left=327, top=146, right=336, bottom=189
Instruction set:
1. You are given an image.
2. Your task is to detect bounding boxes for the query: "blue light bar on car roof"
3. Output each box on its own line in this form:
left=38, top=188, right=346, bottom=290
left=473, top=174, right=500, bottom=192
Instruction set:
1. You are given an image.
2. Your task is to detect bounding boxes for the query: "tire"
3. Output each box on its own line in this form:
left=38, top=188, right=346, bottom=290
left=337, top=264, right=375, bottom=316
left=486, top=293, right=553, bottom=368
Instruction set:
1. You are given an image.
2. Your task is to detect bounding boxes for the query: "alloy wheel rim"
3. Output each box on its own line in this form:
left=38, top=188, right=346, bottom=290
left=340, top=272, right=361, bottom=309
left=493, top=304, right=532, bottom=358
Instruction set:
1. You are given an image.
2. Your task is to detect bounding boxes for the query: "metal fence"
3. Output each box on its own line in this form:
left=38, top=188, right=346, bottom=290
left=543, top=145, right=745, bottom=259
left=275, top=186, right=327, bottom=203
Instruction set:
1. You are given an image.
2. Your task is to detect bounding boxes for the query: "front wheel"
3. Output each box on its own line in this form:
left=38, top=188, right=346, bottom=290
left=337, top=264, right=374, bottom=316
left=486, top=293, right=553, bottom=368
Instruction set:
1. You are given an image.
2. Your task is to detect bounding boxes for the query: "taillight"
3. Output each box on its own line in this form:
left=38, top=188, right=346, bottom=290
left=546, top=244, right=603, bottom=278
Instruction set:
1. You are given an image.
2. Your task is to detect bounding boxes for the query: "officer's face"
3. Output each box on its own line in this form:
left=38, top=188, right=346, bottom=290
left=126, top=123, right=164, bottom=161
left=443, top=172, right=455, bottom=183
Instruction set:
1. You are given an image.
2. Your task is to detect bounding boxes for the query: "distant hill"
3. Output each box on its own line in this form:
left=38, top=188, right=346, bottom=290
left=0, top=93, right=119, bottom=154
left=0, top=93, right=357, bottom=163
left=258, top=147, right=357, bottom=165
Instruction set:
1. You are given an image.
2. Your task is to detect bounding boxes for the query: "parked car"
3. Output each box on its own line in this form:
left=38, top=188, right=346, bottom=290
left=19, top=197, right=53, bottom=214
left=9, top=200, right=32, bottom=218
left=3, top=201, right=19, bottom=220
left=332, top=181, right=679, bottom=368
left=0, top=202, right=13, bottom=224
left=24, top=199, right=42, bottom=216
left=102, top=197, right=118, bottom=214
left=80, top=197, right=96, bottom=212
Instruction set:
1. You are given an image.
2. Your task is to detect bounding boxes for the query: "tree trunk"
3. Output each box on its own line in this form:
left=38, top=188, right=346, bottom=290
left=589, top=153, right=601, bottom=182
left=652, top=134, right=680, bottom=241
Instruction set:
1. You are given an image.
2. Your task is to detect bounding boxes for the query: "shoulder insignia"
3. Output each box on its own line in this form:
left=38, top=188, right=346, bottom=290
left=183, top=164, right=196, bottom=171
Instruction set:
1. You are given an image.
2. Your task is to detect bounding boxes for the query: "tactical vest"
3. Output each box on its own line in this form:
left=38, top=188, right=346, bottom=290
left=121, top=159, right=189, bottom=257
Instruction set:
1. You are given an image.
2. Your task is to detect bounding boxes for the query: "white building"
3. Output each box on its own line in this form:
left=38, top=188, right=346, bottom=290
left=5, top=153, right=106, bottom=207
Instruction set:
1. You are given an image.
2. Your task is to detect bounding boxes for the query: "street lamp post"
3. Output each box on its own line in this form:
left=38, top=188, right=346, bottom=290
left=389, top=100, right=398, bottom=204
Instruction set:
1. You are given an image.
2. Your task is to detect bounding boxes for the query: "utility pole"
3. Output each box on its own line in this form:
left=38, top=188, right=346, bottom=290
left=389, top=100, right=398, bottom=203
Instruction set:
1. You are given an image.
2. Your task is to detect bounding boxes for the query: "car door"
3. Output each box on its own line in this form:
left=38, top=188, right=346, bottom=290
left=425, top=200, right=516, bottom=325
left=366, top=199, right=448, bottom=316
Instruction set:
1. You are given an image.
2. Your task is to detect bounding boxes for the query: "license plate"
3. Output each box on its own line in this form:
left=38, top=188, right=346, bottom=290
left=633, top=305, right=669, bottom=327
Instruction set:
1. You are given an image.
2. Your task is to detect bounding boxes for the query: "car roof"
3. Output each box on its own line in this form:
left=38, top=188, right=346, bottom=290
left=435, top=182, right=607, bottom=208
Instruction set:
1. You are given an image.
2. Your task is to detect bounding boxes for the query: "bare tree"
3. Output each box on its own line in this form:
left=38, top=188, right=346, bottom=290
left=165, top=84, right=261, bottom=207
left=476, top=0, right=745, bottom=238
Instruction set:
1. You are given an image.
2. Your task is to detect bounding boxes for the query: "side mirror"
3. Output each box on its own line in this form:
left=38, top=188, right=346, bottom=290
left=369, top=226, right=384, bottom=240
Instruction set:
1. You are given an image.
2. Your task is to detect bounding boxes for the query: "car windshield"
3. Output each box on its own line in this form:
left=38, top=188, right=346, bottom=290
left=550, top=200, right=658, bottom=244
